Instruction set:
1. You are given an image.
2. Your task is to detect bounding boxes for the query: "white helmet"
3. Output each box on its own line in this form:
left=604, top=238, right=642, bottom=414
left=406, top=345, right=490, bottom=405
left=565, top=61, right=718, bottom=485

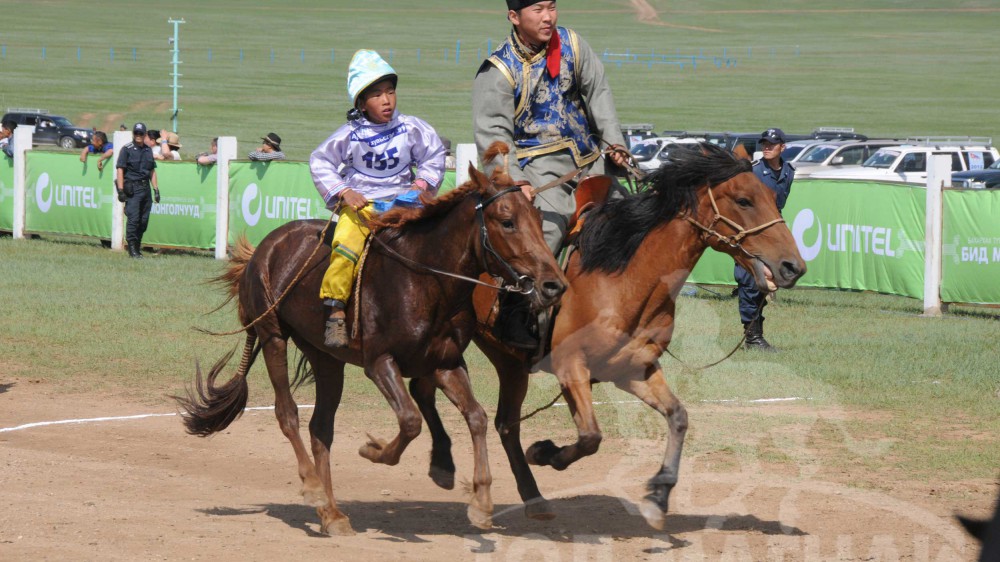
left=347, top=50, right=398, bottom=108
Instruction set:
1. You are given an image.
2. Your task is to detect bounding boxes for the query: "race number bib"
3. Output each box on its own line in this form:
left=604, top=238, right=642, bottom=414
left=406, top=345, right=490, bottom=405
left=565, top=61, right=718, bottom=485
left=350, top=124, right=410, bottom=179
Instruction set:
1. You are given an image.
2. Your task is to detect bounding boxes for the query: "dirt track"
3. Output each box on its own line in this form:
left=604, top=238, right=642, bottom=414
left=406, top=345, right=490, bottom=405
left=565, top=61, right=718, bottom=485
left=0, top=379, right=990, bottom=561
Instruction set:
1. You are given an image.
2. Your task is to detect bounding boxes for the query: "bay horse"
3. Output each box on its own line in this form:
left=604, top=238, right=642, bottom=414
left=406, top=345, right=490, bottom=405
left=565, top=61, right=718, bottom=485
left=174, top=148, right=568, bottom=535
left=411, top=142, right=807, bottom=529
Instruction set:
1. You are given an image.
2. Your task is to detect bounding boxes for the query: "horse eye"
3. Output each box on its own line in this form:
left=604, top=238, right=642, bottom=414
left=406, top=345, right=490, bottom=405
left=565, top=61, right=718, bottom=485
left=502, top=219, right=515, bottom=230
left=736, top=197, right=752, bottom=208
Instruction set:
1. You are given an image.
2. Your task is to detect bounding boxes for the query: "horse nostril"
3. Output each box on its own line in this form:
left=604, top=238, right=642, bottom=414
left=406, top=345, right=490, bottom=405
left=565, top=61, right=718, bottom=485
left=780, top=260, right=804, bottom=279
left=542, top=280, right=566, bottom=299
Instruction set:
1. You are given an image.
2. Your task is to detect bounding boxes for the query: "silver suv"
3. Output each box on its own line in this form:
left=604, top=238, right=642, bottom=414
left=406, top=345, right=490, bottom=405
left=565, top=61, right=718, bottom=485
left=792, top=139, right=904, bottom=178
left=811, top=139, right=998, bottom=185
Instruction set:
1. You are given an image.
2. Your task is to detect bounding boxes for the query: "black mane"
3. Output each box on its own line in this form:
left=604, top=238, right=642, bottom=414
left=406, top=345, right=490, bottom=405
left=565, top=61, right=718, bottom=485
left=578, top=142, right=751, bottom=273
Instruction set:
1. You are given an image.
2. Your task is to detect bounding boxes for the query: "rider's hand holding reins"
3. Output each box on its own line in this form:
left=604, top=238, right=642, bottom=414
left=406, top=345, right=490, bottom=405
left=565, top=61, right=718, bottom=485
left=607, top=144, right=629, bottom=168
left=339, top=188, right=368, bottom=211
left=516, top=182, right=535, bottom=202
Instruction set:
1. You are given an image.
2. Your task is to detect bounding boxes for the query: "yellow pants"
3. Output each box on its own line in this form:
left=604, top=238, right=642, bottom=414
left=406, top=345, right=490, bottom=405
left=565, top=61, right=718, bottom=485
left=319, top=203, right=376, bottom=303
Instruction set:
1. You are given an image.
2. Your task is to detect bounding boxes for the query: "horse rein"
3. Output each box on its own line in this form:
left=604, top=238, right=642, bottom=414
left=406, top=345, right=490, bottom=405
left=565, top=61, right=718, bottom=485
left=365, top=185, right=536, bottom=296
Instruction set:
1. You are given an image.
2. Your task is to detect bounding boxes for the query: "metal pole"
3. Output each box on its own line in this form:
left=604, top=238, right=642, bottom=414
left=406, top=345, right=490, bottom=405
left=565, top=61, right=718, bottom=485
left=168, top=18, right=185, bottom=133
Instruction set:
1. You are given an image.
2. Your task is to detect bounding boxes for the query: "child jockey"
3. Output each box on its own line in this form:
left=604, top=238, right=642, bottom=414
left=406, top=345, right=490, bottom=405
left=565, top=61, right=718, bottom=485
left=311, top=49, right=446, bottom=348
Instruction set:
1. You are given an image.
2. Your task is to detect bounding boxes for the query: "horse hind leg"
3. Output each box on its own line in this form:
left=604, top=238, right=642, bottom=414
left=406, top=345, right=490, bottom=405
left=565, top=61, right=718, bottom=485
left=435, top=366, right=493, bottom=530
left=409, top=377, right=455, bottom=490
left=261, top=337, right=326, bottom=511
left=296, top=342, right=353, bottom=536
left=614, top=367, right=688, bottom=531
left=358, top=355, right=422, bottom=466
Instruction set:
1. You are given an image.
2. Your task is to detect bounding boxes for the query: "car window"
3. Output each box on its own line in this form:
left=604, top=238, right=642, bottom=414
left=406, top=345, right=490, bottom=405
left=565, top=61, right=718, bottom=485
left=836, top=146, right=867, bottom=165
left=630, top=144, right=659, bottom=159
left=39, top=120, right=54, bottom=128
left=896, top=153, right=926, bottom=173
left=962, top=151, right=993, bottom=171
left=52, top=117, right=73, bottom=128
left=24, top=116, right=38, bottom=126
left=864, top=150, right=900, bottom=168
left=782, top=146, right=805, bottom=161
left=799, top=145, right=837, bottom=163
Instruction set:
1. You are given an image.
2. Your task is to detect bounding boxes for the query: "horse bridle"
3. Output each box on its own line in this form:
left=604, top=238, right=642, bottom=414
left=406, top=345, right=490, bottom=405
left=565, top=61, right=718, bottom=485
left=683, top=179, right=785, bottom=261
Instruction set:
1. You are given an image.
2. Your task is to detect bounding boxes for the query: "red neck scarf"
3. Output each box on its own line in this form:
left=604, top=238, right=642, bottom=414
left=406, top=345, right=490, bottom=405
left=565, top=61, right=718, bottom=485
left=545, top=31, right=561, bottom=78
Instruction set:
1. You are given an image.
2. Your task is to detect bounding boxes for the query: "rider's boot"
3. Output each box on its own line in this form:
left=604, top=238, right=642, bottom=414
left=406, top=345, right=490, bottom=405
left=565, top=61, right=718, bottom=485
left=492, top=292, right=539, bottom=351
left=324, top=300, right=349, bottom=348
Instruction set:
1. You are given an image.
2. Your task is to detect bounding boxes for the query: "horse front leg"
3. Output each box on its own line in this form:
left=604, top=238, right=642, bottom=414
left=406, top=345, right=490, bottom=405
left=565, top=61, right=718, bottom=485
left=525, top=357, right=603, bottom=471
left=493, top=363, right=554, bottom=520
left=434, top=366, right=494, bottom=530
left=614, top=366, right=688, bottom=531
left=409, top=377, right=455, bottom=490
left=359, top=354, right=422, bottom=465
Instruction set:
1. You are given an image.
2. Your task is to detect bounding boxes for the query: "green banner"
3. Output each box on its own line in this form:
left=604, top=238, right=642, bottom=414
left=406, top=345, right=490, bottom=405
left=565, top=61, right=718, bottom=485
left=0, top=156, right=13, bottom=231
left=440, top=169, right=457, bottom=193
left=228, top=161, right=329, bottom=246
left=24, top=151, right=115, bottom=238
left=690, top=180, right=927, bottom=300
left=143, top=162, right=217, bottom=249
left=941, top=189, right=1000, bottom=304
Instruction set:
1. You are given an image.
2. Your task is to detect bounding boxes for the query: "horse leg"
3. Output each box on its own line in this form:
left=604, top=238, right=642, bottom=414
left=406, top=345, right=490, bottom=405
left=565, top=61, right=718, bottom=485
left=297, top=344, right=353, bottom=536
left=493, top=362, right=554, bottom=520
left=358, top=354, right=422, bottom=465
left=261, top=336, right=326, bottom=509
left=409, top=377, right=455, bottom=490
left=613, top=367, right=688, bottom=531
left=434, top=366, right=493, bottom=530
left=525, top=358, right=603, bottom=471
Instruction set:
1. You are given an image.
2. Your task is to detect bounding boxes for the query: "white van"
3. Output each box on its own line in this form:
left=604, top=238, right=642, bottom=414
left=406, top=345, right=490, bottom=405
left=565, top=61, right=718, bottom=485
left=810, top=141, right=997, bottom=185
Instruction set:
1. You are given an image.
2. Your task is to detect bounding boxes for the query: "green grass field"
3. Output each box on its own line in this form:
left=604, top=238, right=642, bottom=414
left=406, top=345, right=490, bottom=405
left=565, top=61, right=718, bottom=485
left=2, top=1, right=998, bottom=159
left=2, top=236, right=998, bottom=481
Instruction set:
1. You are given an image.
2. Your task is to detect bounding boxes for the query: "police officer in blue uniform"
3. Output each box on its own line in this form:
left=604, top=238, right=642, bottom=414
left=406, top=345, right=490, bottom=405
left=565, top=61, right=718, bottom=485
left=115, top=123, right=160, bottom=259
left=737, top=128, right=794, bottom=350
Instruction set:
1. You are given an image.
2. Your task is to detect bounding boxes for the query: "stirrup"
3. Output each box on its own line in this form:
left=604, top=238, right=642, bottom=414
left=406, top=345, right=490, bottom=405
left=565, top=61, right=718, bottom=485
left=324, top=317, right=348, bottom=348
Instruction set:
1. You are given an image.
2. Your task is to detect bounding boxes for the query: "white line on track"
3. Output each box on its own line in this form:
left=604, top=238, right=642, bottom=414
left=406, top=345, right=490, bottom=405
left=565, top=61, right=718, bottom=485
left=1, top=398, right=809, bottom=434
left=0, top=405, right=315, bottom=434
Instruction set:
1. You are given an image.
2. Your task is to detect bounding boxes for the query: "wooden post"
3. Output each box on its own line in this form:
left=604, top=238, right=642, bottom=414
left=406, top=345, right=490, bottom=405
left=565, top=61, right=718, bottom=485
left=215, top=136, right=238, bottom=260
left=11, top=125, right=34, bottom=239
left=455, top=143, right=476, bottom=187
left=922, top=152, right=950, bottom=317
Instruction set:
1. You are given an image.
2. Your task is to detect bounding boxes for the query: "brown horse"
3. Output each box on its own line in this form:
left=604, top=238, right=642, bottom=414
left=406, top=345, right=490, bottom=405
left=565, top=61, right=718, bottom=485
left=412, top=142, right=807, bottom=528
left=174, top=152, right=568, bottom=535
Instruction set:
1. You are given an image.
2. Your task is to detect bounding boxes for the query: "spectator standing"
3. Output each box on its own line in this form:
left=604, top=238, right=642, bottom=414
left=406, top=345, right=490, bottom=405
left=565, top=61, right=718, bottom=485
left=737, top=128, right=795, bottom=351
left=248, top=133, right=286, bottom=161
left=0, top=120, right=15, bottom=158
left=115, top=123, right=160, bottom=259
left=80, top=131, right=114, bottom=170
left=440, top=136, right=457, bottom=169
left=472, top=0, right=628, bottom=349
left=196, top=137, right=219, bottom=166
left=310, top=49, right=445, bottom=348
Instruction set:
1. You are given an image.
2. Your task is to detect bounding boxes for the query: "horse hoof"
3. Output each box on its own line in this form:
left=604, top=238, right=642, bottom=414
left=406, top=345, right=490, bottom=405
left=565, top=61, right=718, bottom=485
left=468, top=504, right=493, bottom=530
left=429, top=465, right=455, bottom=490
left=525, top=439, right=560, bottom=466
left=524, top=499, right=556, bottom=521
left=639, top=498, right=666, bottom=531
left=359, top=434, right=388, bottom=463
left=321, top=516, right=356, bottom=537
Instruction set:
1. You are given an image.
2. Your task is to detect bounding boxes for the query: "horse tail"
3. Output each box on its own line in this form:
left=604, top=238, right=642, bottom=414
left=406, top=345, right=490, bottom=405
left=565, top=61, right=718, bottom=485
left=205, top=235, right=256, bottom=315
left=173, top=331, right=261, bottom=436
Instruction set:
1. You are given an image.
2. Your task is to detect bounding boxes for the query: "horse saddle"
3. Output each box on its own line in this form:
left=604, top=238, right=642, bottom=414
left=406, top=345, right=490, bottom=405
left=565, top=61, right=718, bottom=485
left=565, top=174, right=613, bottom=246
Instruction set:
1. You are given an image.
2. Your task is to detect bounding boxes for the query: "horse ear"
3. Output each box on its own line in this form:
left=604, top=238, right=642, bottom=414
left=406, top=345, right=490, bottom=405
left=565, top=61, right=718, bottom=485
left=732, top=144, right=752, bottom=161
left=468, top=162, right=491, bottom=190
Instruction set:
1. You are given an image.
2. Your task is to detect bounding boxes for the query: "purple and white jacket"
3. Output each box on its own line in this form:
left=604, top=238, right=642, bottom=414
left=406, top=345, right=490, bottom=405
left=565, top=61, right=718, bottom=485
left=310, top=111, right=446, bottom=209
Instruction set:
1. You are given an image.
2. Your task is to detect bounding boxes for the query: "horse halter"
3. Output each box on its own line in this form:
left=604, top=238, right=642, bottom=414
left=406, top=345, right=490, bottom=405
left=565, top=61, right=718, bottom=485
left=476, top=185, right=537, bottom=296
left=683, top=181, right=785, bottom=260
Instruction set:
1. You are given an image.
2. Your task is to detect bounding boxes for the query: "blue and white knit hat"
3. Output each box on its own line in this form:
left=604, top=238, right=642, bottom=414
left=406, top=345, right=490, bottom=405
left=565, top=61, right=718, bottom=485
left=347, top=50, right=398, bottom=108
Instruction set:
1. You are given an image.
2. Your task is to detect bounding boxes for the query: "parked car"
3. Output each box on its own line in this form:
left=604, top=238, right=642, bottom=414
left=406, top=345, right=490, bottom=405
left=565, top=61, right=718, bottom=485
left=791, top=139, right=905, bottom=178
left=1, top=109, right=94, bottom=148
left=810, top=143, right=999, bottom=185
left=783, top=139, right=828, bottom=163
left=951, top=159, right=1000, bottom=188
left=633, top=137, right=705, bottom=172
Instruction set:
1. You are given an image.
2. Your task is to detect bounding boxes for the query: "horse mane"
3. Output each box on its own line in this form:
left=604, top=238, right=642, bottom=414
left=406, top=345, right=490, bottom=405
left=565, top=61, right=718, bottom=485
left=578, top=142, right=751, bottom=273
left=368, top=141, right=512, bottom=234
